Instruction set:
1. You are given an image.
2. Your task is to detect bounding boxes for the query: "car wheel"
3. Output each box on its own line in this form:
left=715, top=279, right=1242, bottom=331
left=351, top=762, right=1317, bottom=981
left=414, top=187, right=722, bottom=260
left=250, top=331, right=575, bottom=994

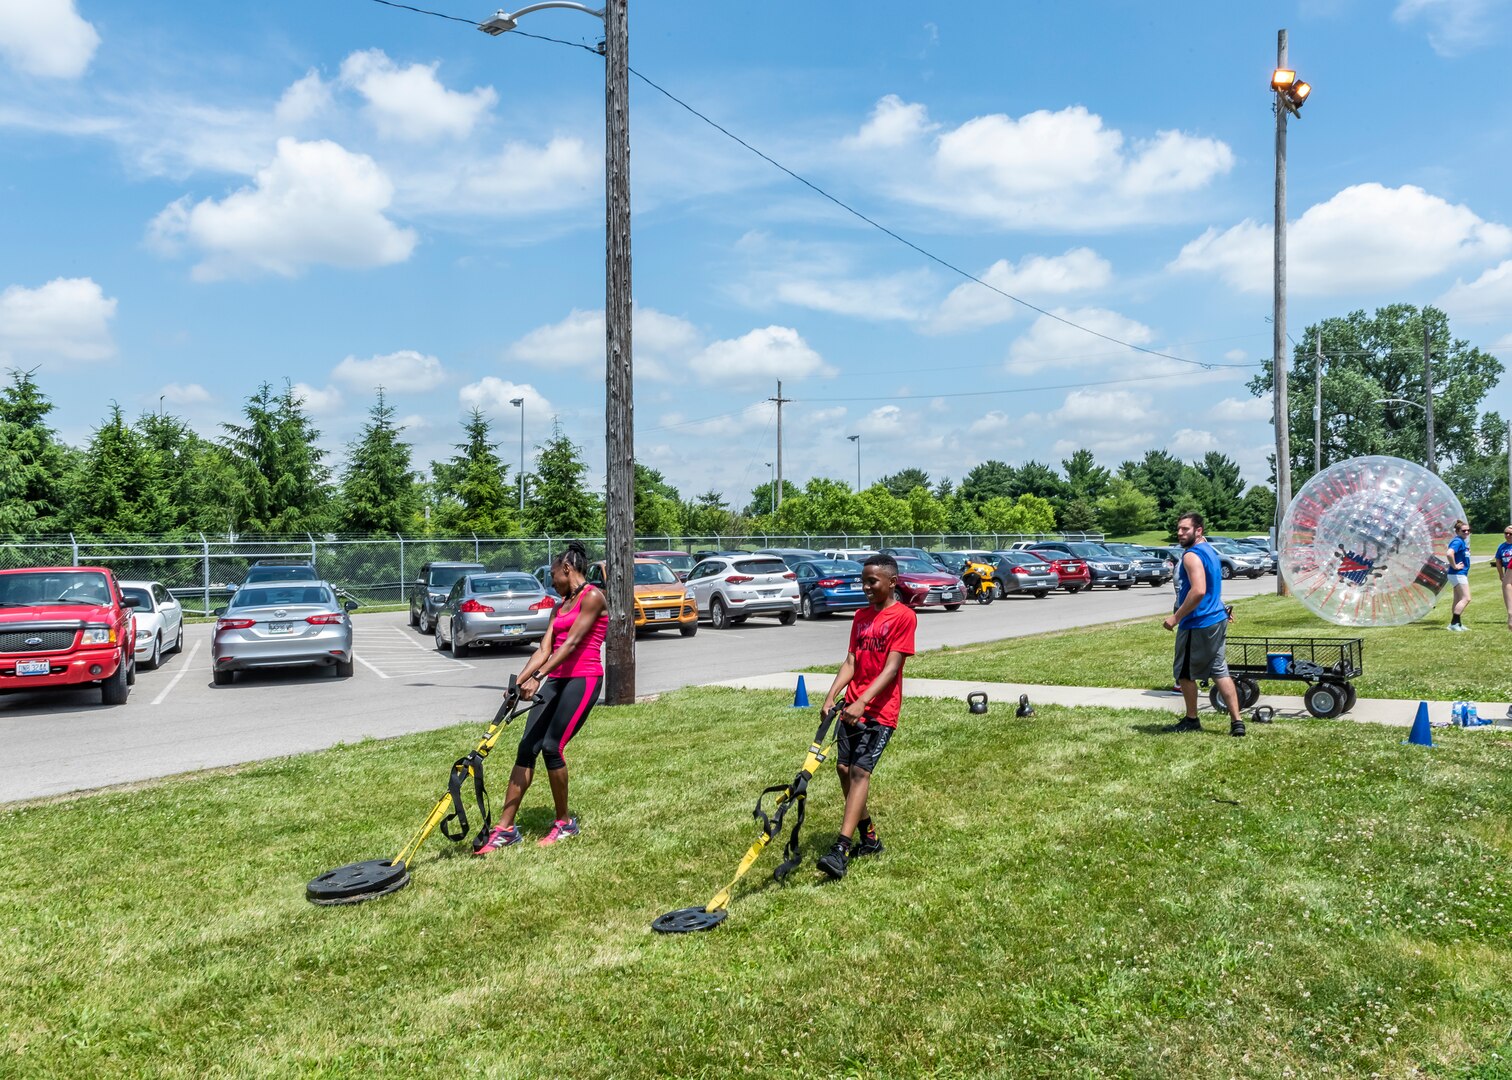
left=336, top=656, right=355, bottom=678
left=408, top=604, right=418, bottom=627
left=800, top=595, right=814, bottom=620
left=126, top=656, right=136, bottom=686
left=778, top=610, right=797, bottom=626
left=679, top=622, right=697, bottom=637
left=1117, top=583, right=1132, bottom=590
left=418, top=610, right=432, bottom=634
left=173, top=622, right=184, bottom=653
left=453, top=637, right=471, bottom=658
left=212, top=668, right=235, bottom=687
left=101, top=658, right=131, bottom=705
left=1220, top=564, right=1234, bottom=580
left=943, top=603, right=962, bottom=612
left=710, top=596, right=730, bottom=630
left=730, top=616, right=749, bottom=626
left=142, top=634, right=162, bottom=671
left=435, top=626, right=450, bottom=652
left=994, top=581, right=1006, bottom=600
left=1030, top=591, right=1048, bottom=599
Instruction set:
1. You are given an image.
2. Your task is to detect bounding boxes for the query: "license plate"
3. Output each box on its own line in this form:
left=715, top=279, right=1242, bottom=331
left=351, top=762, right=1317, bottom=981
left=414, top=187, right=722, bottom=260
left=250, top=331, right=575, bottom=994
left=759, top=588, right=780, bottom=596
left=269, top=621, right=293, bottom=634
left=652, top=610, right=673, bottom=620
left=843, top=586, right=860, bottom=592
left=16, top=659, right=49, bottom=676
left=1118, top=574, right=1130, bottom=580
left=502, top=623, right=525, bottom=634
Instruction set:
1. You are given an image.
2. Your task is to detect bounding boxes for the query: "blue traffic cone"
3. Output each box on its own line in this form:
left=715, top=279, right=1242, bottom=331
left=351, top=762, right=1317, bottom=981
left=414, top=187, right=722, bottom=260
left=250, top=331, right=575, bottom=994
left=791, top=675, right=809, bottom=708
left=1404, top=701, right=1433, bottom=747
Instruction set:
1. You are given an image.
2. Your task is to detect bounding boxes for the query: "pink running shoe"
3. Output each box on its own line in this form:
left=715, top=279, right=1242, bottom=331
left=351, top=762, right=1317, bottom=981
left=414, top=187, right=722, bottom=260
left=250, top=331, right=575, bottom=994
left=538, top=816, right=580, bottom=846
left=473, top=824, right=522, bottom=855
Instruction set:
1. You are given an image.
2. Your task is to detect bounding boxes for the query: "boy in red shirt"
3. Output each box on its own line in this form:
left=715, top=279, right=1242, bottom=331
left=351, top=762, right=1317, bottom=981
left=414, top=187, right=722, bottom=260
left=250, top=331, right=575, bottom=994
left=818, top=553, right=917, bottom=879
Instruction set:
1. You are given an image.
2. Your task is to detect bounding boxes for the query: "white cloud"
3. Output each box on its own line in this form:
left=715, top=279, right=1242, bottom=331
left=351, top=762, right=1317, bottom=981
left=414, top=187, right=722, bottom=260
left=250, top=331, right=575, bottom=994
left=339, top=49, right=497, bottom=142
left=505, top=305, right=700, bottom=380
left=773, top=272, right=931, bottom=322
left=158, top=382, right=213, bottom=406
left=290, top=383, right=343, bottom=415
left=1168, top=428, right=1220, bottom=456
left=926, top=248, right=1113, bottom=334
left=396, top=413, right=429, bottom=432
left=728, top=231, right=931, bottom=323
left=691, top=326, right=834, bottom=388
left=438, top=137, right=597, bottom=214
left=275, top=71, right=333, bottom=128
left=1394, top=0, right=1499, bottom=56
left=332, top=350, right=446, bottom=392
left=968, top=410, right=1014, bottom=435
left=844, top=98, right=1234, bottom=230
left=0, top=0, right=99, bottom=79
left=1211, top=396, right=1271, bottom=423
left=1438, top=259, right=1512, bottom=322
left=458, top=377, right=552, bottom=419
left=0, top=277, right=116, bottom=362
left=1005, top=308, right=1155, bottom=374
left=856, top=405, right=905, bottom=437
left=1171, top=183, right=1512, bottom=294
left=1047, top=389, right=1155, bottom=427
left=148, top=137, right=418, bottom=280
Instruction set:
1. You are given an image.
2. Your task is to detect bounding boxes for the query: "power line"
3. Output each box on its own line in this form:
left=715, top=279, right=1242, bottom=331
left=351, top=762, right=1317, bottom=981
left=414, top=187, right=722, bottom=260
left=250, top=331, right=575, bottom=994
left=355, top=0, right=1256, bottom=372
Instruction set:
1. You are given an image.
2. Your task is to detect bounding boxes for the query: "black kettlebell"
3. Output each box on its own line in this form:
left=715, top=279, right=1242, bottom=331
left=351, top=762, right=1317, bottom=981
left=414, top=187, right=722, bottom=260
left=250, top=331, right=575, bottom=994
left=967, top=692, right=989, bottom=715
left=1016, top=693, right=1035, bottom=718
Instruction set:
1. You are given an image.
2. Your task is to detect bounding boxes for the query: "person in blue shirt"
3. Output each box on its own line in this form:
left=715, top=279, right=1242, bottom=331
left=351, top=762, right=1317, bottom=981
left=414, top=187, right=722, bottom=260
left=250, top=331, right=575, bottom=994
left=1161, top=512, right=1246, bottom=737
left=1447, top=519, right=1472, bottom=631
left=1495, top=525, right=1512, bottom=632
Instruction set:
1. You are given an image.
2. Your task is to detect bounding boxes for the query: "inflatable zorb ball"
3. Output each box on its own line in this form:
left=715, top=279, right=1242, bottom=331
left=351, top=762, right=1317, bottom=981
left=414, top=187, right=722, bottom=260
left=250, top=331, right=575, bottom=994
left=1279, top=455, right=1463, bottom=626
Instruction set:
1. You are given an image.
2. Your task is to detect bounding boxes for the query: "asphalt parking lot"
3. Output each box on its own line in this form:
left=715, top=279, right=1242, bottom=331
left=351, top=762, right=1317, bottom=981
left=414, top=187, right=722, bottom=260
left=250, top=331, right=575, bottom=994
left=1, top=576, right=1273, bottom=802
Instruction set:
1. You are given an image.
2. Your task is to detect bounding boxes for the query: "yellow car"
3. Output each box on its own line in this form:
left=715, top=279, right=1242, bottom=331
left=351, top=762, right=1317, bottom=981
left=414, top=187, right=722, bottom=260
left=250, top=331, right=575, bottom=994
left=587, top=559, right=698, bottom=636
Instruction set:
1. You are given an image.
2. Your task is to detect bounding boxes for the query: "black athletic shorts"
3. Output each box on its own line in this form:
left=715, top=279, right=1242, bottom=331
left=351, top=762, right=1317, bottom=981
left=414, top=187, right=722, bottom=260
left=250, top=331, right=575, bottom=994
left=835, top=719, right=893, bottom=774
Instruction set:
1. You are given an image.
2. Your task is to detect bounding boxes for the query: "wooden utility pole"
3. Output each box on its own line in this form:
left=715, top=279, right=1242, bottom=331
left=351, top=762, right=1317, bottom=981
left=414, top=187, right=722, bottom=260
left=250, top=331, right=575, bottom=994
left=602, top=0, right=634, bottom=704
left=1423, top=318, right=1437, bottom=473
left=769, top=380, right=792, bottom=510
left=1506, top=423, right=1511, bottom=524
left=1272, top=28, right=1293, bottom=596
left=1313, top=329, right=1323, bottom=476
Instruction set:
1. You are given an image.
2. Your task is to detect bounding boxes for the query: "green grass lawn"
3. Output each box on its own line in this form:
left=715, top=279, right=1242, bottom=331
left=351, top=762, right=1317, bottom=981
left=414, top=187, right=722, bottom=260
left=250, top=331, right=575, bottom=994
left=905, top=563, right=1512, bottom=704
left=5, top=688, right=1512, bottom=1077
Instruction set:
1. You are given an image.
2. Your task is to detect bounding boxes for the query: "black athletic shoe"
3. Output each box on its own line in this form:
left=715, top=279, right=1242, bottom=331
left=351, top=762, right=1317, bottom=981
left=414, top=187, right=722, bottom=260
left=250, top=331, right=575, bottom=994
left=852, top=830, right=884, bottom=858
left=817, top=839, right=850, bottom=879
left=1163, top=716, right=1203, bottom=733
left=1230, top=719, right=1247, bottom=738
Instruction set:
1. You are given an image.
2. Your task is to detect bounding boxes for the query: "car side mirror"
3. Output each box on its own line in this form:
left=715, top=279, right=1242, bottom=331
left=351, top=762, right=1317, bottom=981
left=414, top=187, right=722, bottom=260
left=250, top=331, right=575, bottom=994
left=212, top=606, right=226, bottom=616
left=344, top=600, right=359, bottom=612
left=122, top=596, right=141, bottom=608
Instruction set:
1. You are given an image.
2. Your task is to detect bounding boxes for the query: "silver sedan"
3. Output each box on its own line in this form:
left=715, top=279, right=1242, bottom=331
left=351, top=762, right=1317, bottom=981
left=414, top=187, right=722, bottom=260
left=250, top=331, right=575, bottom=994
left=211, top=580, right=357, bottom=685
left=434, top=572, right=555, bottom=657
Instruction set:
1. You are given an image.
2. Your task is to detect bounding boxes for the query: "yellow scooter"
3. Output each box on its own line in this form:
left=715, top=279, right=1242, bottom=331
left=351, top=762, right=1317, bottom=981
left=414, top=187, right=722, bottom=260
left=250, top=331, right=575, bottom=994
left=960, top=557, right=999, bottom=604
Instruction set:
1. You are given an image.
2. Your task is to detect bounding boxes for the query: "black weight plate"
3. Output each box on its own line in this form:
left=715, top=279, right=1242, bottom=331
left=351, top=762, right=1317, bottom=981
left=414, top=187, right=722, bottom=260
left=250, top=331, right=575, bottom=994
left=306, top=859, right=411, bottom=905
left=651, top=906, right=728, bottom=934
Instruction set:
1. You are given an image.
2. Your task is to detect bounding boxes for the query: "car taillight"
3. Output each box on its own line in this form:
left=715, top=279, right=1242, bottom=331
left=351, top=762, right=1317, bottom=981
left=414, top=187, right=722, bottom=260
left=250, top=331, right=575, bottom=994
left=217, top=618, right=255, bottom=630
left=306, top=613, right=345, bottom=625
left=782, top=572, right=796, bottom=580
left=529, top=597, right=555, bottom=610
left=725, top=574, right=753, bottom=583
left=815, top=578, right=842, bottom=588
left=1011, top=566, right=1029, bottom=574
left=458, top=599, right=494, bottom=614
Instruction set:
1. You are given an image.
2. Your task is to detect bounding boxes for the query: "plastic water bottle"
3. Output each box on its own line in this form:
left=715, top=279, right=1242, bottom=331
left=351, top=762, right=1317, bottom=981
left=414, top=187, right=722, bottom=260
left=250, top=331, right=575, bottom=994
left=1452, top=701, right=1467, bottom=726
left=1468, top=704, right=1481, bottom=726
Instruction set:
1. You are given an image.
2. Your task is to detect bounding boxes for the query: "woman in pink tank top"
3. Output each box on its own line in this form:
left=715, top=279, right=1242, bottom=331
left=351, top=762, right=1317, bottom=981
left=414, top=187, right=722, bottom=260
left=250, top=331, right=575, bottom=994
left=475, top=541, right=609, bottom=852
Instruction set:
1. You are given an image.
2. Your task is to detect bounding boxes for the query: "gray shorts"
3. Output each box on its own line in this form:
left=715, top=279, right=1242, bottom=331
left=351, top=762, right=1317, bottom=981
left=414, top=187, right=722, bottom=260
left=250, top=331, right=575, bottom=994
left=1174, top=621, right=1229, bottom=682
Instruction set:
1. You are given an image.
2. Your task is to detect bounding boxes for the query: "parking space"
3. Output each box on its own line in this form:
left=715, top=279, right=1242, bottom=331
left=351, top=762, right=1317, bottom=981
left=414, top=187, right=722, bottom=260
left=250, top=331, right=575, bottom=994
left=351, top=624, right=477, bottom=680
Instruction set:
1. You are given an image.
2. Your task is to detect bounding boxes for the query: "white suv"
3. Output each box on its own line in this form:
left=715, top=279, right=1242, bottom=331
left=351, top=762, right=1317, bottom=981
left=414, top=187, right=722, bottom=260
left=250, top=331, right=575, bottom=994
left=685, top=554, right=800, bottom=629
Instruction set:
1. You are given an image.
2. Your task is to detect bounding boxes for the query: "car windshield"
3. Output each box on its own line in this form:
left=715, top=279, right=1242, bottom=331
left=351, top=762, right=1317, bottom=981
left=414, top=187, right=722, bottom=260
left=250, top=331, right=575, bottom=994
left=1103, top=544, right=1144, bottom=557
left=245, top=565, right=317, bottom=583
left=894, top=558, right=937, bottom=575
left=733, top=558, right=789, bottom=576
left=644, top=553, right=695, bottom=572
left=0, top=570, right=111, bottom=606
left=634, top=562, right=679, bottom=585
left=806, top=560, right=861, bottom=576
left=230, top=586, right=333, bottom=608
left=470, top=575, right=539, bottom=594
left=121, top=586, right=155, bottom=611
left=993, top=552, right=1040, bottom=568
left=1207, top=540, right=1243, bottom=553
left=1068, top=543, right=1112, bottom=558
left=428, top=566, right=482, bottom=589
left=931, top=553, right=965, bottom=572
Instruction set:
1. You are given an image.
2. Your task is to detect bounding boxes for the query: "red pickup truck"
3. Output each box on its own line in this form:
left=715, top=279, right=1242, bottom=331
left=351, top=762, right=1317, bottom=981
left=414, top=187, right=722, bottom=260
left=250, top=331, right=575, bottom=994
left=0, top=566, right=139, bottom=705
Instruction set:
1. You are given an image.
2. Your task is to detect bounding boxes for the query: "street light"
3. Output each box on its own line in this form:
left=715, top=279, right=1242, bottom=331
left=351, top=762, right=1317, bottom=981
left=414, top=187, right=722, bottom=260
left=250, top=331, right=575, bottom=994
left=510, top=397, right=525, bottom=512
left=480, top=1, right=635, bottom=704
left=1270, top=28, right=1313, bottom=596
left=847, top=435, right=861, bottom=492
left=765, top=461, right=775, bottom=515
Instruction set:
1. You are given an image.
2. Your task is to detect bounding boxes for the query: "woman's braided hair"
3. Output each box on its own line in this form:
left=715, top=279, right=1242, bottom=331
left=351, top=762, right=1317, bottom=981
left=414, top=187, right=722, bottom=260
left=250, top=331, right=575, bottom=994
left=553, top=539, right=590, bottom=575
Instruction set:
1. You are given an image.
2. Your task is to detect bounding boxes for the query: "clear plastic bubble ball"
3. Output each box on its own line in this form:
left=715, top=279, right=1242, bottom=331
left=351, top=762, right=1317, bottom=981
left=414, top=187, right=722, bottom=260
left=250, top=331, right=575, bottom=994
left=1279, top=455, right=1464, bottom=626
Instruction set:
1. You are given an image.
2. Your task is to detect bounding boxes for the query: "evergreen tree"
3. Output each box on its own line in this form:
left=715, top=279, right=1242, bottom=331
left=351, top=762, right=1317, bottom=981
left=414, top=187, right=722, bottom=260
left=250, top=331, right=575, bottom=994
left=70, top=404, right=161, bottom=534
left=1062, top=449, right=1110, bottom=502
left=1121, top=449, right=1185, bottom=516
left=0, top=370, right=72, bottom=532
left=527, top=420, right=600, bottom=536
left=1095, top=478, right=1159, bottom=536
left=879, top=467, right=931, bottom=499
left=1008, top=460, right=1066, bottom=503
left=1058, top=497, right=1101, bottom=533
left=686, top=489, right=738, bottom=537
left=340, top=389, right=420, bottom=533
left=959, top=460, right=1015, bottom=506
left=432, top=409, right=516, bottom=535
left=222, top=381, right=332, bottom=532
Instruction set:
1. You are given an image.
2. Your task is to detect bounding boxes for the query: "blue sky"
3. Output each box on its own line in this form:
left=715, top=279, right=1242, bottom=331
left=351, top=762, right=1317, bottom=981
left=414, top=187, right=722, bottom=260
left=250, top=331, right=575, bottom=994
left=2, top=0, right=1511, bottom=507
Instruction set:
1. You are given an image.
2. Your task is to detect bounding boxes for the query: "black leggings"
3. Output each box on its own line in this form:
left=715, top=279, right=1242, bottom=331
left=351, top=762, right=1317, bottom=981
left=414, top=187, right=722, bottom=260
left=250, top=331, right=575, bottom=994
left=515, top=676, right=601, bottom=771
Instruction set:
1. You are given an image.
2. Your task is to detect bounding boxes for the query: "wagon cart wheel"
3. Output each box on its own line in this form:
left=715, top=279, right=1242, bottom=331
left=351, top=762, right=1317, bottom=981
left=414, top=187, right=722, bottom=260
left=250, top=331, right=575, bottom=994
left=1236, top=677, right=1261, bottom=710
left=1304, top=682, right=1347, bottom=719
left=1341, top=682, right=1358, bottom=714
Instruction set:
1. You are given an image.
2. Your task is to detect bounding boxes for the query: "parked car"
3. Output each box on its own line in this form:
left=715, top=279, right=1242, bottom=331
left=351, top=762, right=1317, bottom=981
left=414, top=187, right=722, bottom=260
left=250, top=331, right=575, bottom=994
left=756, top=547, right=824, bottom=571
left=409, top=561, right=486, bottom=634
left=1021, top=549, right=1092, bottom=593
left=792, top=558, right=867, bottom=619
left=1098, top=543, right=1174, bottom=587
left=929, top=550, right=993, bottom=575
left=586, top=559, right=698, bottom=636
left=635, top=549, right=698, bottom=582
left=986, top=550, right=1059, bottom=598
left=892, top=557, right=965, bottom=610
left=0, top=566, right=139, bottom=705
left=691, top=549, right=749, bottom=563
left=532, top=564, right=554, bottom=592
left=118, top=579, right=185, bottom=670
left=882, top=546, right=949, bottom=571
left=819, top=548, right=881, bottom=563
left=1206, top=538, right=1269, bottom=580
left=212, top=580, right=357, bottom=684
left=1026, top=541, right=1135, bottom=589
left=684, top=554, right=799, bottom=629
left=433, top=571, right=556, bottom=657
left=1226, top=537, right=1278, bottom=574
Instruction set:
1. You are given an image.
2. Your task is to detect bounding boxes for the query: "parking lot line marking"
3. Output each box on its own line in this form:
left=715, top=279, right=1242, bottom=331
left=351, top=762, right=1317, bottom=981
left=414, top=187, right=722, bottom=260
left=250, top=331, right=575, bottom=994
left=353, top=652, right=391, bottom=680
left=150, top=641, right=202, bottom=706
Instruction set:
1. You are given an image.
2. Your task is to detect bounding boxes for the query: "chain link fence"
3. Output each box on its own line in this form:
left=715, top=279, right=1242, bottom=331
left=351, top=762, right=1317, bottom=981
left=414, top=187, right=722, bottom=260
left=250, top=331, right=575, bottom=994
left=0, top=531, right=1104, bottom=615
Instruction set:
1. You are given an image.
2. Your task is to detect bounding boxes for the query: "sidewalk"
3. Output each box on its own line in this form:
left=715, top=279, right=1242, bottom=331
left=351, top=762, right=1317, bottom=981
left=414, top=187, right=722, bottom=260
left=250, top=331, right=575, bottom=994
left=706, top=672, right=1512, bottom=730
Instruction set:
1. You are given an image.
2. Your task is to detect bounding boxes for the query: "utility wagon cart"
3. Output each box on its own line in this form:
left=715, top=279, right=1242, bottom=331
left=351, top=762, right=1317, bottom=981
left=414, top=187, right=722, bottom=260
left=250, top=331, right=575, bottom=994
left=1213, top=636, right=1364, bottom=719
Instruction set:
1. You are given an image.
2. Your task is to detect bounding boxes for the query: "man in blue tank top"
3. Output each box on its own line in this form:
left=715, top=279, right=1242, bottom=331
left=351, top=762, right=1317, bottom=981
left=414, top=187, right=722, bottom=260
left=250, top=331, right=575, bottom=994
left=1161, top=512, right=1246, bottom=736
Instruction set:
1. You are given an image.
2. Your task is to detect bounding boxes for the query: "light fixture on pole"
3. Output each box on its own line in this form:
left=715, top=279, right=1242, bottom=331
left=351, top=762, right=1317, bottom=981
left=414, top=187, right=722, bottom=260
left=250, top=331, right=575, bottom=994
left=847, top=435, right=861, bottom=492
left=765, top=461, right=775, bottom=515
left=480, top=1, right=635, bottom=704
left=510, top=397, right=525, bottom=512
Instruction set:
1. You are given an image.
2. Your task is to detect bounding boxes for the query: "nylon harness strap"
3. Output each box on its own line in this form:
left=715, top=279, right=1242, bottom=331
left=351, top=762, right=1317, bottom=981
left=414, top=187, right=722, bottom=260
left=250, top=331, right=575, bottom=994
left=757, top=706, right=840, bottom=882
left=440, top=750, right=491, bottom=849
